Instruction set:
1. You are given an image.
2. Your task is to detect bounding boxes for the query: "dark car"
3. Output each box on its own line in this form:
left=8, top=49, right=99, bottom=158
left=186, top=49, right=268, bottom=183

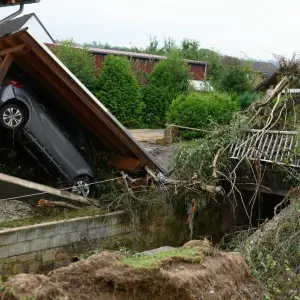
left=0, top=80, right=95, bottom=197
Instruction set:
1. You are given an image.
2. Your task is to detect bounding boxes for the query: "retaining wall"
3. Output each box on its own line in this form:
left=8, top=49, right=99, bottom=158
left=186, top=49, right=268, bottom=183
left=0, top=211, right=129, bottom=276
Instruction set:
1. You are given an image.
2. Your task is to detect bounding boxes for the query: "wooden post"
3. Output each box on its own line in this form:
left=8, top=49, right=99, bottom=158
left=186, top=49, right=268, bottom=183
left=0, top=54, right=13, bottom=84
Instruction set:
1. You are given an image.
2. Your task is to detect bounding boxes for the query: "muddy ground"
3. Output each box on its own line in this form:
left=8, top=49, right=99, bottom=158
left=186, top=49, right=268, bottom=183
left=141, top=142, right=177, bottom=171
left=1, top=241, right=263, bottom=300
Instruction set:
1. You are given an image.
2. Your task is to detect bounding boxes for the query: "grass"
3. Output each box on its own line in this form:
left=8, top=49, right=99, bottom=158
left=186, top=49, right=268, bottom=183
left=0, top=208, right=105, bottom=230
left=123, top=247, right=202, bottom=269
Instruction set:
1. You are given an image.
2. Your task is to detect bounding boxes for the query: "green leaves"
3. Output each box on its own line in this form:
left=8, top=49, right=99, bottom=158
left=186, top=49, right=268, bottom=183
left=52, top=40, right=98, bottom=92
left=142, top=50, right=191, bottom=128
left=217, top=64, right=253, bottom=94
left=167, top=92, right=239, bottom=139
left=95, top=55, right=143, bottom=128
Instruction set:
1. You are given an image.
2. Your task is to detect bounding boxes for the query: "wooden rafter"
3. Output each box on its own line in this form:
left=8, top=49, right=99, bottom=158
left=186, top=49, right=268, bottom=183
left=0, top=44, right=28, bottom=57
left=109, top=154, right=143, bottom=172
left=0, top=54, right=13, bottom=84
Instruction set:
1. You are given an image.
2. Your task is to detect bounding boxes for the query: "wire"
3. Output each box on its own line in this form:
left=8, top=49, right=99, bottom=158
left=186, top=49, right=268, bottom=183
left=0, top=176, right=124, bottom=202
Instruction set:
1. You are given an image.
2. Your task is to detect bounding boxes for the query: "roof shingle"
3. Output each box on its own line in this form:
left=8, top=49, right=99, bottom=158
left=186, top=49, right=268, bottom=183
left=0, top=13, right=33, bottom=38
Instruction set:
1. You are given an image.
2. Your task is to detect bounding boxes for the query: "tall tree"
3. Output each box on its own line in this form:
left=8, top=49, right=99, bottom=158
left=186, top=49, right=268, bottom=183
left=52, top=39, right=98, bottom=92
left=96, top=55, right=143, bottom=128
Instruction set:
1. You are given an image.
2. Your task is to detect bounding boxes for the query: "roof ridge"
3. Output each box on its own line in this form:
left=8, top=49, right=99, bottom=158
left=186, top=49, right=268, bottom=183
left=85, top=46, right=207, bottom=65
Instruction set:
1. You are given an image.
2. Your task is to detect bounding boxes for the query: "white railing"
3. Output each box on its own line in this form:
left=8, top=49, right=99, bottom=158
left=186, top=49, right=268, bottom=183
left=230, top=129, right=300, bottom=168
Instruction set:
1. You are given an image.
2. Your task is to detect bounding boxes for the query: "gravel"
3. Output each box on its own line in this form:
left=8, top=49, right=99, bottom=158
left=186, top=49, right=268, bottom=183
left=0, top=200, right=33, bottom=222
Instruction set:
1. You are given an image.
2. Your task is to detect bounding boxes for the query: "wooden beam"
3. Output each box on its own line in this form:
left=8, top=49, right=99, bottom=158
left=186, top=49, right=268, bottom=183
left=0, top=54, right=13, bottom=84
left=0, top=44, right=28, bottom=57
left=109, top=154, right=143, bottom=172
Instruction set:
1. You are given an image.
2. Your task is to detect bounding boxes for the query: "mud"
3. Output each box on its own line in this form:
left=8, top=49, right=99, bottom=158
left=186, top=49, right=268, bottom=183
left=2, top=242, right=263, bottom=300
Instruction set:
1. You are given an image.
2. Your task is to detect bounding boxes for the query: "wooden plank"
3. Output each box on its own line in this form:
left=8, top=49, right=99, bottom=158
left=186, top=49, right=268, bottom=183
left=110, top=154, right=143, bottom=172
left=0, top=44, right=28, bottom=57
left=0, top=54, right=13, bottom=84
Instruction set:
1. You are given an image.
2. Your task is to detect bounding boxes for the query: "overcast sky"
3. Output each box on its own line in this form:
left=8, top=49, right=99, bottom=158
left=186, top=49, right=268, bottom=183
left=0, top=0, right=298, bottom=61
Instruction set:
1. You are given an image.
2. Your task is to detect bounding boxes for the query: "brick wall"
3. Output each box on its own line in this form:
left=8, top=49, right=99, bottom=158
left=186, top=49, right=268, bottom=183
left=0, top=211, right=128, bottom=276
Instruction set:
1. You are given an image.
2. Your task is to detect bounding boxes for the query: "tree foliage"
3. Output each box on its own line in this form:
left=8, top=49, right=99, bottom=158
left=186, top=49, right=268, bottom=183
left=167, top=92, right=239, bottom=139
left=52, top=39, right=98, bottom=92
left=181, top=39, right=223, bottom=83
left=217, top=64, right=253, bottom=94
left=142, top=50, right=191, bottom=127
left=96, top=55, right=143, bottom=128
left=239, top=91, right=262, bottom=110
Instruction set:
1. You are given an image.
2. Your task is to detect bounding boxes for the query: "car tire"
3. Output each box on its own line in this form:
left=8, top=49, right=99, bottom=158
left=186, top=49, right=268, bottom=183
left=71, top=176, right=95, bottom=198
left=0, top=104, right=27, bottom=130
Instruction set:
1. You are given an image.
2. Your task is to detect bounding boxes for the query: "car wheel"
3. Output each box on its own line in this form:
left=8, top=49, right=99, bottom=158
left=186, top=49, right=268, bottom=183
left=0, top=104, right=26, bottom=130
left=71, top=176, right=95, bottom=198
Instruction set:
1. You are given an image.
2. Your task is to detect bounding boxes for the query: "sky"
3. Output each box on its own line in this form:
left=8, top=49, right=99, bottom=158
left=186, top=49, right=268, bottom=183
left=0, top=0, right=299, bottom=61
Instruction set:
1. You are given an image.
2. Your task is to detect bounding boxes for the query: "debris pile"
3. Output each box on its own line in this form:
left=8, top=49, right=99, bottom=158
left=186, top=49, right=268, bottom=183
left=1, top=241, right=263, bottom=300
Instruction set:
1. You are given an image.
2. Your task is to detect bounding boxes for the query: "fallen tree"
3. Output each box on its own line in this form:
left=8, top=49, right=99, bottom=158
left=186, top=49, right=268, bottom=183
left=236, top=189, right=300, bottom=299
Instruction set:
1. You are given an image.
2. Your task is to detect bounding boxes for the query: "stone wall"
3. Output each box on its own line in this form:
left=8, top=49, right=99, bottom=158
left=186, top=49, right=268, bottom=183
left=0, top=211, right=128, bottom=276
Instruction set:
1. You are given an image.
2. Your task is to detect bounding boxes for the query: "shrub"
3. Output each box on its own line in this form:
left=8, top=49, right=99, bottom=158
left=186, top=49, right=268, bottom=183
left=217, top=64, right=252, bottom=94
left=167, top=92, right=239, bottom=139
left=150, top=50, right=191, bottom=96
left=142, top=50, right=191, bottom=127
left=52, top=40, right=98, bottom=92
left=96, top=55, right=143, bottom=128
left=239, top=91, right=263, bottom=110
left=142, top=84, right=171, bottom=128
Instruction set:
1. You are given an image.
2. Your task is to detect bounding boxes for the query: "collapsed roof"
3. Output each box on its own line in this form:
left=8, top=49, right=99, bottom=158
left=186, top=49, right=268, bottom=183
left=0, top=29, right=165, bottom=173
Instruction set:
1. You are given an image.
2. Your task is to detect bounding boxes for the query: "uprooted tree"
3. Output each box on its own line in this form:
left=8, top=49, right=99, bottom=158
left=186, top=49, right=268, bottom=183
left=170, top=54, right=300, bottom=220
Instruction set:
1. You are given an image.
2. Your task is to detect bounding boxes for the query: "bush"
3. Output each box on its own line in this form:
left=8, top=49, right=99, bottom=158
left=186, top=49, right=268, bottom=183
left=142, top=84, right=171, bottom=128
left=52, top=40, right=98, bottom=92
left=167, top=92, right=239, bottom=139
left=239, top=91, right=262, bottom=110
left=217, top=65, right=252, bottom=94
left=142, top=50, right=191, bottom=127
left=96, top=55, right=143, bottom=128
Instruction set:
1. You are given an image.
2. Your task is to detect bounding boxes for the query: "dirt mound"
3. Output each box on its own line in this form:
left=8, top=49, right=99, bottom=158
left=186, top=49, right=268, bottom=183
left=183, top=239, right=211, bottom=251
left=3, top=248, right=263, bottom=300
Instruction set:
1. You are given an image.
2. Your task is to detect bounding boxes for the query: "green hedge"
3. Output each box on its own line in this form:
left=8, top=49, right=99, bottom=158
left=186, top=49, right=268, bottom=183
left=142, top=50, right=191, bottom=128
left=96, top=55, right=143, bottom=128
left=167, top=92, right=238, bottom=139
left=239, top=91, right=263, bottom=110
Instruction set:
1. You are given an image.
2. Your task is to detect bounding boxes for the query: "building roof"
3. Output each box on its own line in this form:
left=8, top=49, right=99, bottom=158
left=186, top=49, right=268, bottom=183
left=0, top=29, right=165, bottom=173
left=87, top=47, right=207, bottom=65
left=221, top=54, right=278, bottom=74
left=247, top=61, right=278, bottom=74
left=0, top=13, right=32, bottom=37
left=254, top=72, right=278, bottom=92
left=0, top=13, right=54, bottom=42
left=0, top=0, right=39, bottom=6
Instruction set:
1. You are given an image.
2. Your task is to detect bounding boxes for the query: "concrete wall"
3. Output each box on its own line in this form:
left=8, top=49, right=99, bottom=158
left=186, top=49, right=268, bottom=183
left=0, top=211, right=128, bottom=276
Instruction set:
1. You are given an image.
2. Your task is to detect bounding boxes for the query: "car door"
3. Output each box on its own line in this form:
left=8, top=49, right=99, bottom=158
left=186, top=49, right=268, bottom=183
left=24, top=100, right=93, bottom=180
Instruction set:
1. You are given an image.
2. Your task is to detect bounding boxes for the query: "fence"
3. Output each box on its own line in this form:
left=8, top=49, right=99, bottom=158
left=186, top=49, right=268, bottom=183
left=230, top=129, right=300, bottom=168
